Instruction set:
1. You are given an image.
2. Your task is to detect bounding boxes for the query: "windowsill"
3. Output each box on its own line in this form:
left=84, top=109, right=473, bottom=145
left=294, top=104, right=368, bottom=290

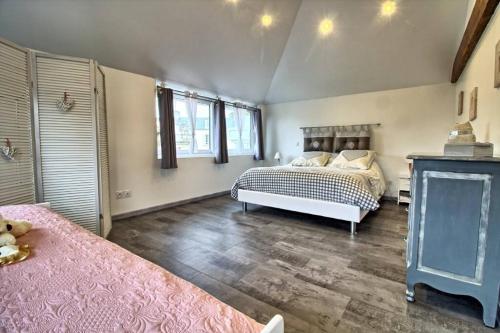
left=229, top=153, right=254, bottom=157
left=157, top=153, right=255, bottom=160
left=177, top=153, right=214, bottom=159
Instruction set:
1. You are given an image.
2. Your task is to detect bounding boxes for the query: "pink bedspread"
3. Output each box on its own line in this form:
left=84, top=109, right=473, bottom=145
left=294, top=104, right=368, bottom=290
left=0, top=205, right=264, bottom=333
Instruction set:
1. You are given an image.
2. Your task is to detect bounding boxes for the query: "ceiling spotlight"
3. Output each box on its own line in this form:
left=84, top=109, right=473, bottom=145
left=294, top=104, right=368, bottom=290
left=318, top=18, right=334, bottom=37
left=226, top=0, right=238, bottom=4
left=380, top=0, right=397, bottom=17
left=261, top=14, right=273, bottom=28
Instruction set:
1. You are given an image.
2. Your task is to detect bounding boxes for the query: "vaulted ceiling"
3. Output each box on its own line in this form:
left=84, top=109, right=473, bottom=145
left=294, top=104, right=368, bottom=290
left=0, top=0, right=468, bottom=104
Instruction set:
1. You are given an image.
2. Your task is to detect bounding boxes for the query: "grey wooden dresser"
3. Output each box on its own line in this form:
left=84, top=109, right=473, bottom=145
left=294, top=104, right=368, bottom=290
left=406, top=154, right=500, bottom=328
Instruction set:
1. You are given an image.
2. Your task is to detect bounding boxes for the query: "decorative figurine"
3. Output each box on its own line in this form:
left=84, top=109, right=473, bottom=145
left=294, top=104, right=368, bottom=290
left=1, top=138, right=18, bottom=161
left=56, top=91, right=75, bottom=112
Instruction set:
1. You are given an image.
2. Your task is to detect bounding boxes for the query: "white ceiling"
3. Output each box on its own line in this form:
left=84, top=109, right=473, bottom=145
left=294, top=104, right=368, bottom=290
left=265, top=0, right=468, bottom=103
left=0, top=0, right=468, bottom=104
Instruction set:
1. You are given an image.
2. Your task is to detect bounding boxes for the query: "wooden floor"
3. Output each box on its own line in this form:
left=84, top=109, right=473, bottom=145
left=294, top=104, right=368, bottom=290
left=108, top=196, right=497, bottom=333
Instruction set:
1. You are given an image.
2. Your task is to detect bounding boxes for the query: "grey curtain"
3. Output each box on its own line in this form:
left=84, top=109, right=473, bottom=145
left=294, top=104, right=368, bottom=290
left=213, top=100, right=228, bottom=164
left=253, top=108, right=264, bottom=160
left=158, top=87, right=178, bottom=169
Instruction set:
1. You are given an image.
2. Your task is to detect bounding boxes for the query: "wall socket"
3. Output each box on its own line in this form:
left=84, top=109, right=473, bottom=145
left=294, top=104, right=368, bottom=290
left=115, top=190, right=131, bottom=199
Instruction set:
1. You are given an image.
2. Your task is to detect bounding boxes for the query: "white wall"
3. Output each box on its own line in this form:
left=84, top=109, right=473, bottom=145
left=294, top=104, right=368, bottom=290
left=454, top=3, right=500, bottom=153
left=265, top=83, right=456, bottom=197
left=103, top=67, right=264, bottom=216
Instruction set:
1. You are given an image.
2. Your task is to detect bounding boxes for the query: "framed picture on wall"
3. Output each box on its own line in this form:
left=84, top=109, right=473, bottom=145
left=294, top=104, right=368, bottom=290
left=469, top=87, right=478, bottom=121
left=458, top=91, right=464, bottom=115
left=495, top=40, right=500, bottom=88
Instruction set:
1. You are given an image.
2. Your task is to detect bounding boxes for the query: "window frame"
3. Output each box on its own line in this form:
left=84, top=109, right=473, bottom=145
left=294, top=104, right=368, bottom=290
left=225, top=105, right=255, bottom=156
left=156, top=86, right=257, bottom=160
left=156, top=95, right=214, bottom=159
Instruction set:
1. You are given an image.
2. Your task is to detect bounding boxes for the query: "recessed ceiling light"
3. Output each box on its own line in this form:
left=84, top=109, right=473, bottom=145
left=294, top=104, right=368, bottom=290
left=226, top=0, right=238, bottom=4
left=318, top=18, right=334, bottom=37
left=261, top=14, right=273, bottom=28
left=380, top=0, right=397, bottom=17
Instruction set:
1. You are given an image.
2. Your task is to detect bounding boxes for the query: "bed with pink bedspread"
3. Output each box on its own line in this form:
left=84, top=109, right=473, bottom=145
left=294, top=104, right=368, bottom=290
left=0, top=205, right=279, bottom=333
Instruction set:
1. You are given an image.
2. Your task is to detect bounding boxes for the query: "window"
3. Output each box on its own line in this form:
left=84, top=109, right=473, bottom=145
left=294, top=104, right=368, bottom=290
left=156, top=88, right=255, bottom=159
left=156, top=95, right=212, bottom=158
left=225, top=106, right=254, bottom=155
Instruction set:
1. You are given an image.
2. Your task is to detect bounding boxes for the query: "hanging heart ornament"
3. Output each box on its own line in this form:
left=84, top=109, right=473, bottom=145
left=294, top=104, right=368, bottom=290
left=56, top=92, right=75, bottom=112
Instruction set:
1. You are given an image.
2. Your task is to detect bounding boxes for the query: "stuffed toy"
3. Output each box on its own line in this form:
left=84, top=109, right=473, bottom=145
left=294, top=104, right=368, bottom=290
left=0, top=214, right=32, bottom=261
left=0, top=218, right=16, bottom=247
left=8, top=220, right=32, bottom=237
left=0, top=214, right=31, bottom=238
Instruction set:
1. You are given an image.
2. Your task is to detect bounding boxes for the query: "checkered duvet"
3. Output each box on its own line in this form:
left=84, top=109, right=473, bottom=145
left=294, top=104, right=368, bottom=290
left=231, top=166, right=380, bottom=211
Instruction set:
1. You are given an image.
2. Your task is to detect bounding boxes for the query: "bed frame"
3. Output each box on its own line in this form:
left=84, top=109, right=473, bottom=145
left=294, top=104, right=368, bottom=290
left=238, top=189, right=369, bottom=234
left=261, top=315, right=284, bottom=333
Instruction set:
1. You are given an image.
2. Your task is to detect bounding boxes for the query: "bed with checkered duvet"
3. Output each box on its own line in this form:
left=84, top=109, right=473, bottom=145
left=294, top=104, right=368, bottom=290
left=231, top=166, right=381, bottom=211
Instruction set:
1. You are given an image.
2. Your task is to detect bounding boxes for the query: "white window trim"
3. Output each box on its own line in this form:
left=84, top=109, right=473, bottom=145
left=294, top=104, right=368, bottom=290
left=176, top=95, right=213, bottom=156
left=226, top=106, right=255, bottom=156
left=157, top=95, right=214, bottom=159
left=177, top=153, right=215, bottom=159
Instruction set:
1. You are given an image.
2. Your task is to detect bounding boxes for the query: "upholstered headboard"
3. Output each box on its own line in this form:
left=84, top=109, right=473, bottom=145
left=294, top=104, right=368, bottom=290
left=303, top=127, right=334, bottom=152
left=302, top=124, right=377, bottom=153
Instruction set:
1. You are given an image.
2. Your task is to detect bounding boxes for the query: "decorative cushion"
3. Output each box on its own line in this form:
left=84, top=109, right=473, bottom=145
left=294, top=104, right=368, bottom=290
left=309, top=153, right=330, bottom=167
left=342, top=150, right=368, bottom=161
left=328, top=150, right=376, bottom=170
left=290, top=157, right=308, bottom=167
left=290, top=153, right=330, bottom=167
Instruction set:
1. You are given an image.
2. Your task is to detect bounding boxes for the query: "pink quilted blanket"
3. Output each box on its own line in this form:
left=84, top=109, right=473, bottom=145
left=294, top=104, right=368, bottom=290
left=0, top=205, right=264, bottom=333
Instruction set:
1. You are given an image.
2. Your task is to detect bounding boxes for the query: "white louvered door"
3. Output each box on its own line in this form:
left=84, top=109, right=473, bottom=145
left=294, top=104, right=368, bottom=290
left=0, top=39, right=36, bottom=205
left=95, top=65, right=112, bottom=237
left=33, top=53, right=100, bottom=234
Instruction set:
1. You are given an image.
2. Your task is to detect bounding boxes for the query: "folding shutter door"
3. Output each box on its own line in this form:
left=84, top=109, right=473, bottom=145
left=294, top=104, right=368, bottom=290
left=0, top=39, right=36, bottom=205
left=95, top=65, right=112, bottom=237
left=33, top=53, right=100, bottom=234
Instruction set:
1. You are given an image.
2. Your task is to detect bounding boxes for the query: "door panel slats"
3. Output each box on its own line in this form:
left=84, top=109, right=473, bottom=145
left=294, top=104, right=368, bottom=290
left=0, top=41, right=35, bottom=205
left=35, top=55, right=99, bottom=234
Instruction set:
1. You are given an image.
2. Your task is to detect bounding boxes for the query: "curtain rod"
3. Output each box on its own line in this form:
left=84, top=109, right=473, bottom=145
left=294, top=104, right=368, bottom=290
left=156, top=86, right=259, bottom=112
left=299, top=123, right=381, bottom=129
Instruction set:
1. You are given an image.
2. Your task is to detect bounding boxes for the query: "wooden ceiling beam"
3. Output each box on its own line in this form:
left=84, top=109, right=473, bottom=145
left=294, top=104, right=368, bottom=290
left=451, top=0, right=499, bottom=83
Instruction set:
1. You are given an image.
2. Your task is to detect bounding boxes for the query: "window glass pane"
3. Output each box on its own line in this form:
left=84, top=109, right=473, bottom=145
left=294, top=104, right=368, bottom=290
left=173, top=98, right=192, bottom=154
left=156, top=100, right=161, bottom=158
left=157, top=133, right=161, bottom=158
left=225, top=106, right=240, bottom=151
left=195, top=102, right=211, bottom=152
left=241, top=110, right=252, bottom=151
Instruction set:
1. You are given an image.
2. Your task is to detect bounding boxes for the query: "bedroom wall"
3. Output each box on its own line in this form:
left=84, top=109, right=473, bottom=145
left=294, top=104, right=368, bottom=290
left=454, top=2, right=499, bottom=153
left=264, top=83, right=456, bottom=197
left=103, top=67, right=264, bottom=217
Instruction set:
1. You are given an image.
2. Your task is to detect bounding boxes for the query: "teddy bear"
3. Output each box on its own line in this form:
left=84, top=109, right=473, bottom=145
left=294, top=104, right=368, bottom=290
left=0, top=214, right=32, bottom=261
left=0, top=214, right=31, bottom=243
left=0, top=218, right=16, bottom=247
left=6, top=219, right=32, bottom=238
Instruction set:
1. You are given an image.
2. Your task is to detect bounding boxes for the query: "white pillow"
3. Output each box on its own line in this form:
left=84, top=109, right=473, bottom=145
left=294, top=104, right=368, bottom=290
left=310, top=153, right=330, bottom=166
left=302, top=152, right=333, bottom=160
left=290, top=153, right=330, bottom=167
left=290, top=156, right=309, bottom=166
left=328, top=150, right=376, bottom=170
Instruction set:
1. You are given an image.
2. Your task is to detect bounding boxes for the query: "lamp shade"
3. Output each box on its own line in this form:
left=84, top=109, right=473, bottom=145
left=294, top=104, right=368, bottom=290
left=274, top=152, right=281, bottom=160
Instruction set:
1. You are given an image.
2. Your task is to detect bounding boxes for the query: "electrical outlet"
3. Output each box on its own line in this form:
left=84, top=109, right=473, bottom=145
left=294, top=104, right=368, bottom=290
left=115, top=190, right=131, bottom=199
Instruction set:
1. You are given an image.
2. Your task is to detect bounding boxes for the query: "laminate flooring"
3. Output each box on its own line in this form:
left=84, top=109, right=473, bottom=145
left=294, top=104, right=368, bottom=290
left=108, top=196, right=498, bottom=332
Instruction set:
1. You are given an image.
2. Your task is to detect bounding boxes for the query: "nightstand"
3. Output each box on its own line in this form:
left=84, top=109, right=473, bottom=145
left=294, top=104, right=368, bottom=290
left=398, top=174, right=411, bottom=205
